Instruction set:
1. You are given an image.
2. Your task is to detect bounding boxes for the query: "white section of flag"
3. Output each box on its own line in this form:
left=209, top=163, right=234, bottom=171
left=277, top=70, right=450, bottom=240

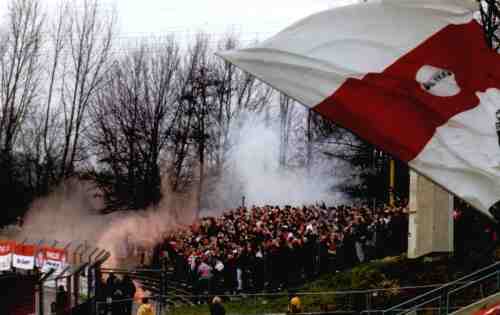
left=409, top=89, right=500, bottom=213
left=218, top=0, right=475, bottom=108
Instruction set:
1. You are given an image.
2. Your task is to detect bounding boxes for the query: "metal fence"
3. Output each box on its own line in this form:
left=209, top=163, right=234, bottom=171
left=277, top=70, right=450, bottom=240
left=38, top=239, right=110, bottom=315
left=363, top=261, right=500, bottom=315
left=96, top=297, right=163, bottom=315
left=159, top=283, right=466, bottom=315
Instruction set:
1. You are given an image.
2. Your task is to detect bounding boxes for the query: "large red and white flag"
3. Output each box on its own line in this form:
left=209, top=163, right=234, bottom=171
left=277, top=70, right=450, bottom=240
left=219, top=0, right=500, bottom=216
left=13, top=244, right=36, bottom=270
left=0, top=240, right=15, bottom=271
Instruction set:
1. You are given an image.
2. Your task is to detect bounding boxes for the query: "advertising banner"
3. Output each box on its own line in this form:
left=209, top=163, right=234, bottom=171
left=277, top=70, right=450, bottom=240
left=41, top=247, right=67, bottom=273
left=13, top=244, right=35, bottom=270
left=0, top=240, right=15, bottom=271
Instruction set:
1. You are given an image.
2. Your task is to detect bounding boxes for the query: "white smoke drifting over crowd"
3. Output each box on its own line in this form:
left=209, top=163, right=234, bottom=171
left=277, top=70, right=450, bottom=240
left=13, top=108, right=352, bottom=267
left=210, top=113, right=350, bottom=210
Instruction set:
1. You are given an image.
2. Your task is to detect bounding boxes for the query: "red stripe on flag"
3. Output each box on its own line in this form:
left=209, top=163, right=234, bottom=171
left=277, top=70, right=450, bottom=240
left=314, top=21, right=500, bottom=162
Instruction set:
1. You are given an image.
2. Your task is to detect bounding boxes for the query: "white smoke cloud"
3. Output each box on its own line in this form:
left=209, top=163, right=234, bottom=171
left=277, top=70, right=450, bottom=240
left=209, top=110, right=350, bottom=209
left=16, top=179, right=194, bottom=267
left=20, top=180, right=106, bottom=244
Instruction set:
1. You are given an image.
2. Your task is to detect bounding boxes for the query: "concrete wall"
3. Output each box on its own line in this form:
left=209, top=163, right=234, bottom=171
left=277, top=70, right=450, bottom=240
left=407, top=171, right=454, bottom=258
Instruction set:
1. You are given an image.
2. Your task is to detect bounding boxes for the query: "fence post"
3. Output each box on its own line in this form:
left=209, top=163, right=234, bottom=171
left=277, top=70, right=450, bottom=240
left=39, top=281, right=44, bottom=315
left=254, top=293, right=258, bottom=315
left=67, top=275, right=72, bottom=315
left=366, top=291, right=371, bottom=313
left=316, top=240, right=320, bottom=276
left=161, top=267, right=167, bottom=315
left=439, top=295, right=444, bottom=315
left=497, top=270, right=500, bottom=291
left=446, top=291, right=451, bottom=315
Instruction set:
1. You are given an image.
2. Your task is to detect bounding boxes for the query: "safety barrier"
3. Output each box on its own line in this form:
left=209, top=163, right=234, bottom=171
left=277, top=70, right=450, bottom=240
left=362, top=261, right=500, bottom=314
left=158, top=283, right=476, bottom=315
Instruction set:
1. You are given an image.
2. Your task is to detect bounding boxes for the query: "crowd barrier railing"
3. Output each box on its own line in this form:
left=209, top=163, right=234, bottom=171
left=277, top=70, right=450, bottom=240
left=158, top=283, right=481, bottom=315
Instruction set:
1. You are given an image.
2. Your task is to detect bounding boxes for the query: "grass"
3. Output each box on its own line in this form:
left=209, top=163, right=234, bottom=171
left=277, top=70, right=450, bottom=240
left=163, top=254, right=491, bottom=315
left=166, top=296, right=290, bottom=315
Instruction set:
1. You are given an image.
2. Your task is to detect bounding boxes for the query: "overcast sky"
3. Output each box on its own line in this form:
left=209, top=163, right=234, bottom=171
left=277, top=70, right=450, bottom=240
left=111, top=0, right=360, bottom=40
left=0, top=0, right=360, bottom=44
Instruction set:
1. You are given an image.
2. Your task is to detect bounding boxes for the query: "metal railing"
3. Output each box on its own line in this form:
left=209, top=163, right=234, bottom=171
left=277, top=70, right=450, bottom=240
left=159, top=283, right=473, bottom=315
left=96, top=296, right=163, bottom=315
left=367, top=261, right=500, bottom=315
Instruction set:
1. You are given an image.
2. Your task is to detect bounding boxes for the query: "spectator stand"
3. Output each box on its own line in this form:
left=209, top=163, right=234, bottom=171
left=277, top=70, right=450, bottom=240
left=158, top=204, right=410, bottom=300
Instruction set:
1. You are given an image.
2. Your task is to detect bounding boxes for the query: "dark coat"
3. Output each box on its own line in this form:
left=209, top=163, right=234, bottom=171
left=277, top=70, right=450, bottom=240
left=210, top=303, right=226, bottom=315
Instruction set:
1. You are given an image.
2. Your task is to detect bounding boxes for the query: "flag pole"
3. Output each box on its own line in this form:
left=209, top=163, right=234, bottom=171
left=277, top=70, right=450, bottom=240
left=389, top=159, right=395, bottom=206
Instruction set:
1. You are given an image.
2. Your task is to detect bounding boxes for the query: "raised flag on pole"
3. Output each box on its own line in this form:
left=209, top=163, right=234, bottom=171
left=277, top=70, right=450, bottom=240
left=0, top=240, right=15, bottom=271
left=13, top=244, right=36, bottom=270
left=218, top=0, right=500, bottom=217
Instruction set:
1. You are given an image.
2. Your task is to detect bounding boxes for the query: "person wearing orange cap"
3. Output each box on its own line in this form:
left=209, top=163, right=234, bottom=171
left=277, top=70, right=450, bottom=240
left=288, top=293, right=302, bottom=314
left=136, top=297, right=154, bottom=315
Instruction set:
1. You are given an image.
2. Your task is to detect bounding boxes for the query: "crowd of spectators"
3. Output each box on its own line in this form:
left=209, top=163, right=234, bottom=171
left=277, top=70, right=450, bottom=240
left=154, top=203, right=409, bottom=298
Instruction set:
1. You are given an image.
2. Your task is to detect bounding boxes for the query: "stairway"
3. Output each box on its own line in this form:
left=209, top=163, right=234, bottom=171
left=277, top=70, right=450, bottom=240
left=369, top=261, right=500, bottom=315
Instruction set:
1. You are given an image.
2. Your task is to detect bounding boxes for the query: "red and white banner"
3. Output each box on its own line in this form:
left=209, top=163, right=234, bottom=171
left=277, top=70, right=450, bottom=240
left=219, top=0, right=500, bottom=217
left=40, top=247, right=67, bottom=272
left=13, top=244, right=36, bottom=270
left=0, top=240, right=15, bottom=271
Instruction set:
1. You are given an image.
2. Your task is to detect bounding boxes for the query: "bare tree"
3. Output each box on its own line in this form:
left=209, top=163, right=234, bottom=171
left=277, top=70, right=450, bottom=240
left=59, top=0, right=115, bottom=179
left=178, top=34, right=216, bottom=213
left=168, top=34, right=274, bottom=211
left=306, top=109, right=313, bottom=170
left=168, top=37, right=206, bottom=194
left=0, top=0, right=43, bottom=223
left=478, top=0, right=500, bottom=51
left=0, top=0, right=43, bottom=161
left=212, top=35, right=273, bottom=172
left=24, top=1, right=71, bottom=195
left=42, top=1, right=68, bottom=158
left=278, top=94, right=295, bottom=168
left=89, top=38, right=180, bottom=211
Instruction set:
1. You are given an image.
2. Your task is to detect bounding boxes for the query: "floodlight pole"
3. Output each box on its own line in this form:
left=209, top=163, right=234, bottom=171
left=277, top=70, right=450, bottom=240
left=389, top=159, right=396, bottom=206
